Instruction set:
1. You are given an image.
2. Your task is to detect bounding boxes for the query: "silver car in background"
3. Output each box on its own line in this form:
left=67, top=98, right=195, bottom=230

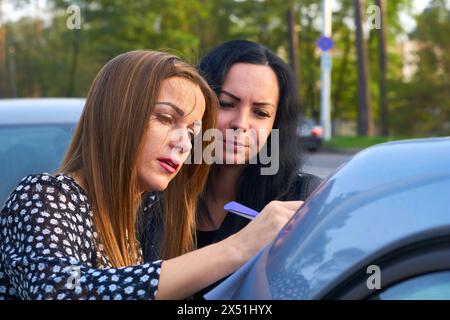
left=0, top=98, right=84, bottom=205
left=297, top=118, right=323, bottom=152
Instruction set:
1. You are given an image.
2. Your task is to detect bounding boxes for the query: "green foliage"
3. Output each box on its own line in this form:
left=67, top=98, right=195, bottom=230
left=387, top=0, right=450, bottom=136
left=2, top=0, right=449, bottom=136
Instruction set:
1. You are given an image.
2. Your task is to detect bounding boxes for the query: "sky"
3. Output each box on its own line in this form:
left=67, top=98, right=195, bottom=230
left=0, top=0, right=436, bottom=33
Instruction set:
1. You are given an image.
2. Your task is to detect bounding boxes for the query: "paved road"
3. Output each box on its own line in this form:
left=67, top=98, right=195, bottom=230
left=302, top=150, right=359, bottom=180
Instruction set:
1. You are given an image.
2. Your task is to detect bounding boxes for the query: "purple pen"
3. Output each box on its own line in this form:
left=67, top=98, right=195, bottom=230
left=224, top=201, right=260, bottom=220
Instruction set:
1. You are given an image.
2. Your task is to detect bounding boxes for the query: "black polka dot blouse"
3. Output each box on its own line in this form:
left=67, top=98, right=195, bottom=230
left=0, top=173, right=162, bottom=300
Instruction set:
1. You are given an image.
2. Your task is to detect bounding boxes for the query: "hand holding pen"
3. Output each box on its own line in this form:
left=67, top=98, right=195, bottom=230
left=224, top=200, right=304, bottom=260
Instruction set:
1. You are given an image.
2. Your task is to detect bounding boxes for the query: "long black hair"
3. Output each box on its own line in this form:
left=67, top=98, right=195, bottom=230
left=198, top=40, right=304, bottom=212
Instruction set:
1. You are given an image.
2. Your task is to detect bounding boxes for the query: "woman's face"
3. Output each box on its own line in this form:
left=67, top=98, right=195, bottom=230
left=216, top=63, right=279, bottom=165
left=137, top=77, right=205, bottom=192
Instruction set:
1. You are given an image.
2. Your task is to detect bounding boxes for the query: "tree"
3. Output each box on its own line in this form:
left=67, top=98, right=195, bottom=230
left=392, top=0, right=450, bottom=136
left=287, top=0, right=301, bottom=103
left=376, top=0, right=389, bottom=136
left=5, top=0, right=446, bottom=137
left=354, top=0, right=374, bottom=136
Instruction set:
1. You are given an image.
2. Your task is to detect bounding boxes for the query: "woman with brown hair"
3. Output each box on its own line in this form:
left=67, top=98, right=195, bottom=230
left=0, top=50, right=301, bottom=300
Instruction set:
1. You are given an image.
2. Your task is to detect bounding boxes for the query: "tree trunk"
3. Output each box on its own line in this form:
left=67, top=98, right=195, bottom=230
left=7, top=44, right=17, bottom=97
left=376, top=0, right=389, bottom=136
left=354, top=0, right=374, bottom=136
left=67, top=29, right=81, bottom=97
left=287, top=0, right=301, bottom=106
left=333, top=32, right=352, bottom=119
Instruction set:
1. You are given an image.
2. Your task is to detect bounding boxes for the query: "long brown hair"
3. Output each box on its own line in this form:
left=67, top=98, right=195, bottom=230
left=60, top=50, right=217, bottom=267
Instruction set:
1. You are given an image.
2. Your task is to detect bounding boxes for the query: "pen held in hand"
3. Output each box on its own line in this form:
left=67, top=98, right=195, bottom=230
left=224, top=201, right=260, bottom=220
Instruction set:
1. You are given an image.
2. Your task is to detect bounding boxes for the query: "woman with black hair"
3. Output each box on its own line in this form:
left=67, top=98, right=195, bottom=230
left=142, top=40, right=322, bottom=266
left=193, top=40, right=322, bottom=248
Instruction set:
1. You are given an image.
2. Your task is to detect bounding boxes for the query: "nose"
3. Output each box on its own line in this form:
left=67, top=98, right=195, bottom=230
left=169, top=128, right=192, bottom=154
left=229, top=107, right=250, bottom=132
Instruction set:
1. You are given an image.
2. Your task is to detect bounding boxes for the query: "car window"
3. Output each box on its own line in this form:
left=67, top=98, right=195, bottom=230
left=0, top=124, right=75, bottom=205
left=372, top=271, right=450, bottom=300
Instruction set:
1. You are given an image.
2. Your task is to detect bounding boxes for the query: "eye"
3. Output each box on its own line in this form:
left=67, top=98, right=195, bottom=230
left=254, top=109, right=271, bottom=118
left=219, top=101, right=235, bottom=109
left=156, top=113, right=174, bottom=125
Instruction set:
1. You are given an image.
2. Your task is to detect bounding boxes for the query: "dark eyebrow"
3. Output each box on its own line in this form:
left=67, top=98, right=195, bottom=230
left=155, top=102, right=185, bottom=116
left=254, top=102, right=276, bottom=109
left=220, top=90, right=276, bottom=108
left=220, top=90, right=241, bottom=102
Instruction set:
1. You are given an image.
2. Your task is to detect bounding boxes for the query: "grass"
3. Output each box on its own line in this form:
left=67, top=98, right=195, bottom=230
left=324, top=136, right=415, bottom=149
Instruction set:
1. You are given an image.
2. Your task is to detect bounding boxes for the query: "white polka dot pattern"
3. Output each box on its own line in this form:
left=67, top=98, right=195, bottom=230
left=0, top=173, right=162, bottom=300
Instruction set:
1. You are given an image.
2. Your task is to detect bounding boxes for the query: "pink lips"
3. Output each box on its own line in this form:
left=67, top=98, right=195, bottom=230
left=157, top=158, right=179, bottom=174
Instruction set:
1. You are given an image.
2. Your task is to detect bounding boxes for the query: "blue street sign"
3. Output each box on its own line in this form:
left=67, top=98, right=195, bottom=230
left=317, top=35, right=334, bottom=51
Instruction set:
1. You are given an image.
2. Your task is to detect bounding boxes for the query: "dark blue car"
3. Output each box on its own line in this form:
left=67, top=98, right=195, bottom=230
left=206, top=137, right=450, bottom=300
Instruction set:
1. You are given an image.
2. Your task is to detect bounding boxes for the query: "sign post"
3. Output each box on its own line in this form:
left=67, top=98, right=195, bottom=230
left=318, top=0, right=333, bottom=141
